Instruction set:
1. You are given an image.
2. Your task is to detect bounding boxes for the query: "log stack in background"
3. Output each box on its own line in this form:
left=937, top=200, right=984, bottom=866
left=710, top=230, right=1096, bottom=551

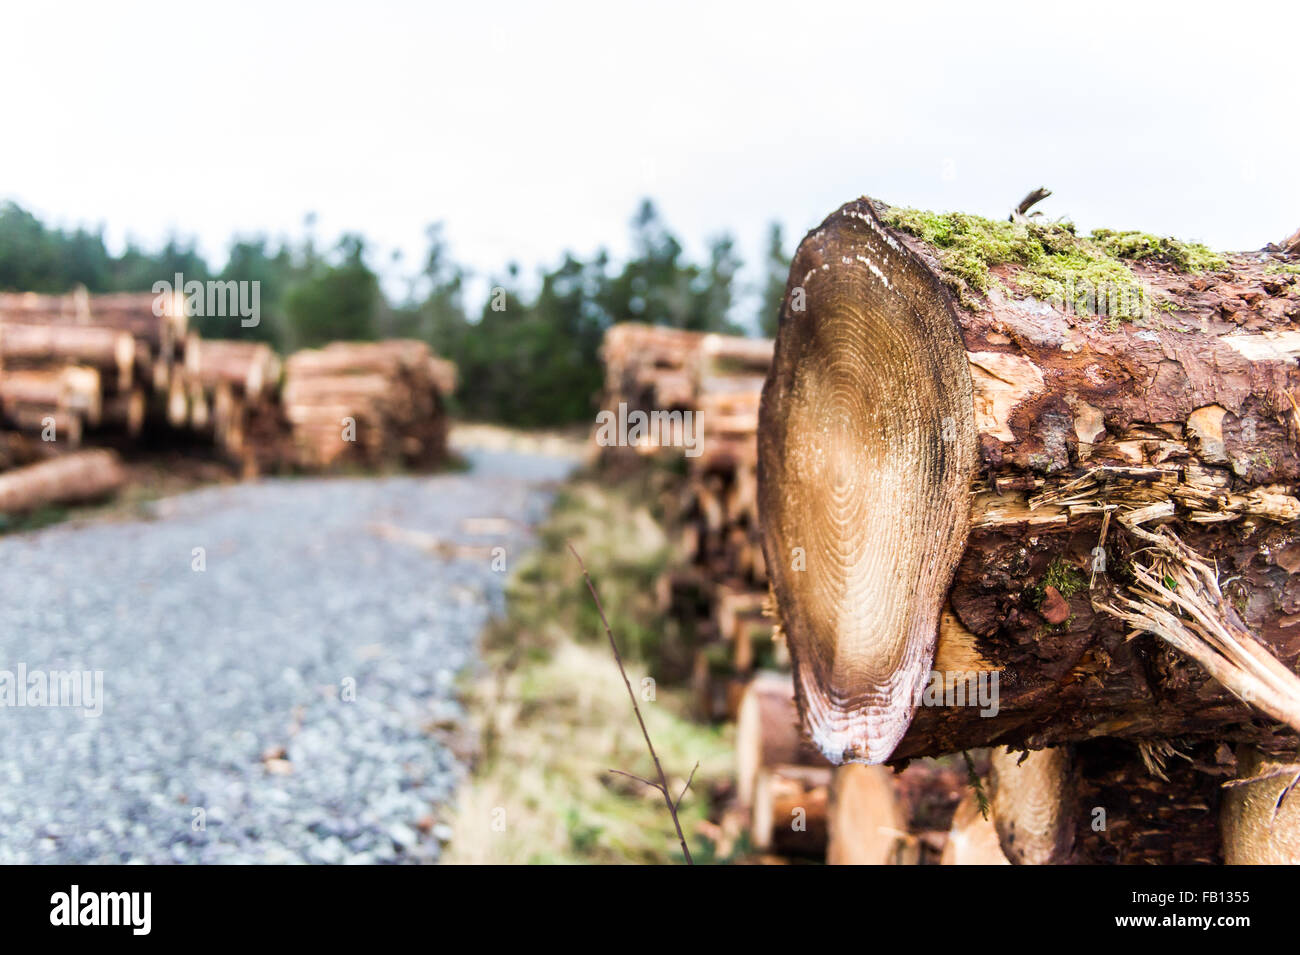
left=680, top=334, right=777, bottom=720
left=758, top=195, right=1300, bottom=863
left=598, top=323, right=703, bottom=433
left=0, top=289, right=293, bottom=476
left=1, top=289, right=456, bottom=514
left=283, top=340, right=451, bottom=472
left=598, top=322, right=779, bottom=717
left=0, top=290, right=179, bottom=452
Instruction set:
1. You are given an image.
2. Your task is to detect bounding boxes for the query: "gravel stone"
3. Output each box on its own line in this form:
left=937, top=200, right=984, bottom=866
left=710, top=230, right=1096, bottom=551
left=0, top=448, right=575, bottom=863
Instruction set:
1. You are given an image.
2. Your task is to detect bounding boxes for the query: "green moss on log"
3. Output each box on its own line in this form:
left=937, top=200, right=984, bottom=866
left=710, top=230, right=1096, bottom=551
left=1027, top=557, right=1088, bottom=608
left=879, top=205, right=1225, bottom=322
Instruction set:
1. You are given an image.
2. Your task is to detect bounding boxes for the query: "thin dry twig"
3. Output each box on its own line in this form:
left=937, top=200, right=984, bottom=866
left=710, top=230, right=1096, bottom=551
left=568, top=542, right=695, bottom=864
left=674, top=762, right=700, bottom=813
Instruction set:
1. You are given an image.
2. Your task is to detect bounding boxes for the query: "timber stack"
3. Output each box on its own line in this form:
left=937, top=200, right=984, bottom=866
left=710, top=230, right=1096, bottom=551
left=598, top=322, right=779, bottom=718
left=1, top=289, right=457, bottom=514
left=0, top=289, right=288, bottom=478
left=282, top=340, right=452, bottom=471
left=757, top=194, right=1300, bottom=863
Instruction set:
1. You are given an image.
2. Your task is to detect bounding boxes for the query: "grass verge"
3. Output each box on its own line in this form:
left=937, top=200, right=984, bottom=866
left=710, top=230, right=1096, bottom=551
left=443, top=464, right=735, bottom=864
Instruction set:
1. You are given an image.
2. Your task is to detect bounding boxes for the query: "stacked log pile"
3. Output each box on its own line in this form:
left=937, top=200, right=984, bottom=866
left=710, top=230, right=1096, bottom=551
left=757, top=195, right=1300, bottom=863
left=0, top=290, right=290, bottom=475
left=599, top=323, right=702, bottom=431
left=182, top=336, right=287, bottom=476
left=0, top=291, right=174, bottom=452
left=282, top=340, right=451, bottom=471
left=598, top=323, right=779, bottom=717
left=1, top=290, right=456, bottom=512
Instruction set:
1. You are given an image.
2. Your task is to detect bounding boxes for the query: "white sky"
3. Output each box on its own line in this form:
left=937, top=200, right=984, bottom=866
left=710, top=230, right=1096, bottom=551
left=2, top=0, right=1297, bottom=316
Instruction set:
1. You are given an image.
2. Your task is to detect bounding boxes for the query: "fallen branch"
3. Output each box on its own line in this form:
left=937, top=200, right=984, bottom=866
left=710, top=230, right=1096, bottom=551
left=568, top=542, right=696, bottom=864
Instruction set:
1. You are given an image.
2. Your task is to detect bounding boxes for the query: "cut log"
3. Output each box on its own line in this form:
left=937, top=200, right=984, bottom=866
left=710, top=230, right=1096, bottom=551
left=0, top=323, right=135, bottom=390
left=751, top=764, right=830, bottom=858
left=0, top=367, right=101, bottom=426
left=826, top=763, right=906, bottom=864
left=735, top=671, right=830, bottom=810
left=759, top=196, right=1300, bottom=764
left=1, top=406, right=83, bottom=449
left=166, top=371, right=189, bottom=428
left=185, top=337, right=281, bottom=399
left=1220, top=745, right=1300, bottom=864
left=988, top=746, right=1076, bottom=864
left=0, top=290, right=184, bottom=350
left=0, top=449, right=125, bottom=513
left=941, top=791, right=1010, bottom=865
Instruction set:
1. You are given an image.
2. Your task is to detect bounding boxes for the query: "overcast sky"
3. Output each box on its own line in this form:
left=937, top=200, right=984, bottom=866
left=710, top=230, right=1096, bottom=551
left=2, top=0, right=1296, bottom=310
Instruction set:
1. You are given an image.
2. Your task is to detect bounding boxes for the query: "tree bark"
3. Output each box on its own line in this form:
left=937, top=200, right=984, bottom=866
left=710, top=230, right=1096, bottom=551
left=759, top=196, right=1300, bottom=765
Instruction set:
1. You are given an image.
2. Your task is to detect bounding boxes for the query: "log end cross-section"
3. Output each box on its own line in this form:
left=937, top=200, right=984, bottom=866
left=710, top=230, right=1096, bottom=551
left=758, top=199, right=978, bottom=763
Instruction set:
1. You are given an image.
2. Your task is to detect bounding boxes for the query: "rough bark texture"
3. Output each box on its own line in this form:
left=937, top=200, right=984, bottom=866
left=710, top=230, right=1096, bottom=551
left=760, top=196, right=1300, bottom=766
left=1067, top=739, right=1225, bottom=864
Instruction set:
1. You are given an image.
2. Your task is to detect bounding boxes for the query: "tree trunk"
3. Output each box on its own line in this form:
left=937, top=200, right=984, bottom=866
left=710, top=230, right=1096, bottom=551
left=759, top=196, right=1300, bottom=765
left=0, top=449, right=125, bottom=513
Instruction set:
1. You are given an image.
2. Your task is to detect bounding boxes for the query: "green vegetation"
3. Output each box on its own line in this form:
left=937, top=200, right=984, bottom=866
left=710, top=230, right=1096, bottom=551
left=444, top=465, right=734, bottom=864
left=1028, top=556, right=1088, bottom=607
left=881, top=206, right=1225, bottom=321
left=1089, top=228, right=1227, bottom=272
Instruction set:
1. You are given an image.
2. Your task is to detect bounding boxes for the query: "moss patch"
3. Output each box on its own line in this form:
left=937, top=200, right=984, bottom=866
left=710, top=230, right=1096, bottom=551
left=1090, top=229, right=1227, bottom=273
left=1027, top=556, right=1088, bottom=607
left=880, top=206, right=1225, bottom=321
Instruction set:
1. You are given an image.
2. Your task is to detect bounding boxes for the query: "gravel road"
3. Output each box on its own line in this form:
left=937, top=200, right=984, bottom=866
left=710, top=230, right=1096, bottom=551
left=0, top=447, right=577, bottom=864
